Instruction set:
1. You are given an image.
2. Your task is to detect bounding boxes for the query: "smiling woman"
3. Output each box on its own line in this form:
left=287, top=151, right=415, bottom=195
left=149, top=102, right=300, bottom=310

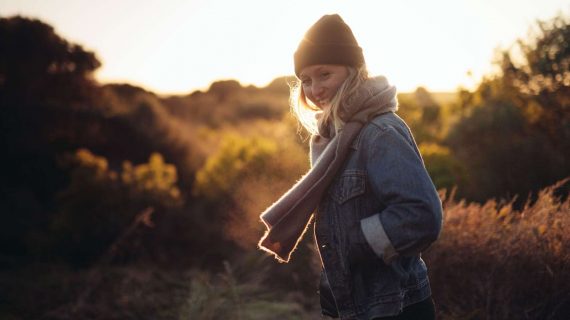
left=292, top=64, right=369, bottom=136
left=258, top=14, right=442, bottom=320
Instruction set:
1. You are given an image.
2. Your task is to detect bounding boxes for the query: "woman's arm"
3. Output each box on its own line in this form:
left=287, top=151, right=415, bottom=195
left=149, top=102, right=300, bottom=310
left=360, top=125, right=443, bottom=264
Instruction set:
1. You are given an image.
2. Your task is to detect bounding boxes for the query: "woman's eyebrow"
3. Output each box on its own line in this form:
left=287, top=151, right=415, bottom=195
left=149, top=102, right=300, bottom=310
left=300, top=66, right=327, bottom=78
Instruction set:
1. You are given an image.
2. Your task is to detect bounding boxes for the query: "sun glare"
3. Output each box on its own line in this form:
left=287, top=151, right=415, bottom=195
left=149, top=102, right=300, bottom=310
left=1, top=0, right=567, bottom=94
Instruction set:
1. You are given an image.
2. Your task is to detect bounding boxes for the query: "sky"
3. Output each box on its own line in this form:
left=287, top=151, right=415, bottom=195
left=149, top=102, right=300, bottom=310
left=1, top=0, right=569, bottom=95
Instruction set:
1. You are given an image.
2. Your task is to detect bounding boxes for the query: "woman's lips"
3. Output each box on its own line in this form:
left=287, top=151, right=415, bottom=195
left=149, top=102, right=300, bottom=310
left=310, top=97, right=330, bottom=109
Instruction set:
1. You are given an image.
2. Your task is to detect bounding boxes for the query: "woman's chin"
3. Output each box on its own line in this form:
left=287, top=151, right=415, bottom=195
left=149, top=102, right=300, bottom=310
left=315, top=100, right=330, bottom=109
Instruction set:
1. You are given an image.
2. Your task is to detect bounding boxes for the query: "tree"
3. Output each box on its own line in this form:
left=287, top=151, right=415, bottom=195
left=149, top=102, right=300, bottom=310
left=0, top=16, right=100, bottom=106
left=499, top=13, right=570, bottom=145
left=0, top=16, right=102, bottom=260
left=444, top=12, right=570, bottom=202
left=397, top=88, right=443, bottom=144
left=446, top=97, right=562, bottom=202
left=193, top=133, right=277, bottom=201
left=51, top=149, right=182, bottom=265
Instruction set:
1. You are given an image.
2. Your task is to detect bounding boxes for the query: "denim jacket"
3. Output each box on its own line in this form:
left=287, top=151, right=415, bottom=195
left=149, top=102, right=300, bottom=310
left=314, top=112, right=443, bottom=319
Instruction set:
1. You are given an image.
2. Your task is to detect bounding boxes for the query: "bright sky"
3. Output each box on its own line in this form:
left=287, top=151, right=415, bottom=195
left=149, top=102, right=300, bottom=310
left=1, top=0, right=569, bottom=94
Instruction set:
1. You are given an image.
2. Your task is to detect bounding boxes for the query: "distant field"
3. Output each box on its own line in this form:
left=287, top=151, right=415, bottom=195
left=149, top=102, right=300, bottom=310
left=431, top=91, right=458, bottom=105
left=399, top=91, right=458, bottom=106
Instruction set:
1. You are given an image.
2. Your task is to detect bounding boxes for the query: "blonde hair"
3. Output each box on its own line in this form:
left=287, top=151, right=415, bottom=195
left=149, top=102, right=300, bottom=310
left=290, top=64, right=369, bottom=136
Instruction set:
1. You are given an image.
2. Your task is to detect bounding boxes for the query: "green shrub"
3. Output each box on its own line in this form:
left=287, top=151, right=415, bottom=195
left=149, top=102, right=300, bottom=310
left=49, top=149, right=181, bottom=265
left=193, top=133, right=277, bottom=201
left=419, top=142, right=465, bottom=191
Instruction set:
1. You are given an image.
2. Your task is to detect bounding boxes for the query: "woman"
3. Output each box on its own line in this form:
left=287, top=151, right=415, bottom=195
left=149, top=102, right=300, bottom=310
left=259, top=14, right=443, bottom=320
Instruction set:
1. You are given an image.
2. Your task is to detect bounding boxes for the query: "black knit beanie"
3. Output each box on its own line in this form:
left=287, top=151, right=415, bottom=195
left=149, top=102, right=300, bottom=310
left=294, top=14, right=365, bottom=77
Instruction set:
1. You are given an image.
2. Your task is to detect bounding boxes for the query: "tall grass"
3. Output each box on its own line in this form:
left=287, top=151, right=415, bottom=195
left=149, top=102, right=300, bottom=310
left=2, top=180, right=567, bottom=320
left=178, top=258, right=316, bottom=320
left=425, top=179, right=569, bottom=320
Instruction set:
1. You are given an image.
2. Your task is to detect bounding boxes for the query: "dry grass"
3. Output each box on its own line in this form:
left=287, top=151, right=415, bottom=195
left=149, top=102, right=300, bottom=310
left=0, top=256, right=319, bottom=320
left=1, top=180, right=567, bottom=320
left=425, top=179, right=570, bottom=320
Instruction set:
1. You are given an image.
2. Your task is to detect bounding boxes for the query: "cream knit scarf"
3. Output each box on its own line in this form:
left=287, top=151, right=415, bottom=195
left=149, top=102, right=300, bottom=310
left=258, top=76, right=398, bottom=262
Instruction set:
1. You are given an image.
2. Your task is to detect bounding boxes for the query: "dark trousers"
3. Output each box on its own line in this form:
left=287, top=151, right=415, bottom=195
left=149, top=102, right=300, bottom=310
left=373, top=298, right=436, bottom=320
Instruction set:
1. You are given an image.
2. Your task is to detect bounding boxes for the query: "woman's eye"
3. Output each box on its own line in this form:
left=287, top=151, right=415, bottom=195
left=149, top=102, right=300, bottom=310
left=301, top=79, right=311, bottom=86
left=321, top=72, right=330, bottom=78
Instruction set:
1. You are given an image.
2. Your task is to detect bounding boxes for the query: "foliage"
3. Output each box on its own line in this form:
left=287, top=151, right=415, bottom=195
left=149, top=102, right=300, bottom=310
left=180, top=258, right=312, bottom=320
left=192, top=118, right=309, bottom=245
left=0, top=15, right=100, bottom=106
left=0, top=16, right=103, bottom=259
left=50, top=149, right=181, bottom=265
left=190, top=120, right=320, bottom=302
left=193, top=133, right=277, bottom=201
left=501, top=14, right=570, bottom=136
left=443, top=12, right=570, bottom=202
left=0, top=254, right=320, bottom=320
left=397, top=87, right=446, bottom=145
left=425, top=179, right=570, bottom=320
left=161, top=80, right=289, bottom=128
left=446, top=98, right=563, bottom=202
left=419, top=142, right=465, bottom=191
left=2, top=180, right=567, bottom=320
left=121, top=153, right=182, bottom=204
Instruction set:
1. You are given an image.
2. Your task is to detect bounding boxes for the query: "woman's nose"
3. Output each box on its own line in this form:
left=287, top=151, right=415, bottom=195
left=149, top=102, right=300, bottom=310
left=312, top=83, right=325, bottom=98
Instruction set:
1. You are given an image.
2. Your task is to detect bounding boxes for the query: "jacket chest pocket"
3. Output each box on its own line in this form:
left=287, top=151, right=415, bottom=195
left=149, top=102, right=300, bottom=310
left=329, top=170, right=366, bottom=204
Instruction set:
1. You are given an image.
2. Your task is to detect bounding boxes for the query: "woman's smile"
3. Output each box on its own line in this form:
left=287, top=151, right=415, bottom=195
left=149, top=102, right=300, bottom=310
left=299, top=64, right=349, bottom=109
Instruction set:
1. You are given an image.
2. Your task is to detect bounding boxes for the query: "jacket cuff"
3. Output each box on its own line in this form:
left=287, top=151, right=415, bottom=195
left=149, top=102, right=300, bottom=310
left=360, top=214, right=399, bottom=264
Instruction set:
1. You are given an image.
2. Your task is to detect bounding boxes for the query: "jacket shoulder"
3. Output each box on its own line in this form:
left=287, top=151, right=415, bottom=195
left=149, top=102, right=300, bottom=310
left=360, top=112, right=411, bottom=139
left=369, top=112, right=408, bottom=131
left=351, top=112, right=415, bottom=150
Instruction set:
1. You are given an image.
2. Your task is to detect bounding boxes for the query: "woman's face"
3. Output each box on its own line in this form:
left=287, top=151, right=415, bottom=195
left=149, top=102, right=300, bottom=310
left=299, top=64, right=349, bottom=110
